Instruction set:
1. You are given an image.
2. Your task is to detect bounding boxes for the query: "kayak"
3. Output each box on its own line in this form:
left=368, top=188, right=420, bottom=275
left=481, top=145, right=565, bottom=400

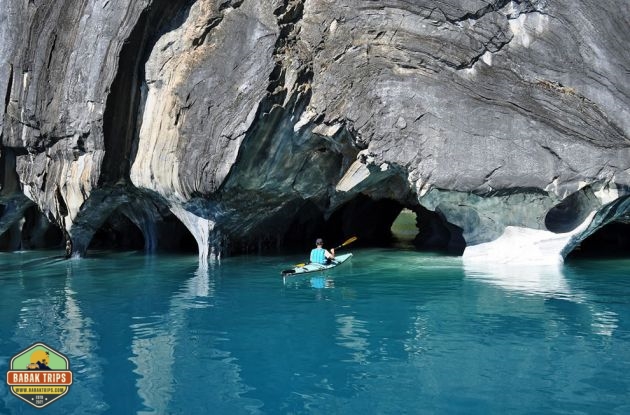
left=281, top=253, right=353, bottom=276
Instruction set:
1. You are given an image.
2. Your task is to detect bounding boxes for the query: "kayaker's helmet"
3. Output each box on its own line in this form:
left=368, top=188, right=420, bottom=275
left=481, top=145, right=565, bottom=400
left=316, top=238, right=324, bottom=246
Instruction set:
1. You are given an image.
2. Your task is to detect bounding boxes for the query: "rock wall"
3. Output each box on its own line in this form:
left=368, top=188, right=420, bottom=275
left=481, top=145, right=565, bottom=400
left=1, top=0, right=629, bottom=263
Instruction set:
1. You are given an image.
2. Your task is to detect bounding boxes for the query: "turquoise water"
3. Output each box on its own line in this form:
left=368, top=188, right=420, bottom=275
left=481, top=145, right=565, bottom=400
left=1, top=248, right=629, bottom=414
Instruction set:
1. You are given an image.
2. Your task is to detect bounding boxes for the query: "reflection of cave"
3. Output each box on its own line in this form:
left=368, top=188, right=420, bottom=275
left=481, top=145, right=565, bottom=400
left=566, top=221, right=630, bottom=259
left=89, top=211, right=145, bottom=251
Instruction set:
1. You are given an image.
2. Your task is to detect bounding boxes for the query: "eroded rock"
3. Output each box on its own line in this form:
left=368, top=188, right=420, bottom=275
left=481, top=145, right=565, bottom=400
left=0, top=0, right=629, bottom=263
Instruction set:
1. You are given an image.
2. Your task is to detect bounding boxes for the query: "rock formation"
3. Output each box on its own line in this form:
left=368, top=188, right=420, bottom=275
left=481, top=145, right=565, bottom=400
left=1, top=0, right=629, bottom=264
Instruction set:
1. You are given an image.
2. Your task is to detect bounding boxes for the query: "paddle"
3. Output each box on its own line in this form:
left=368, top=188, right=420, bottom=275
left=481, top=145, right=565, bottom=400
left=333, top=236, right=358, bottom=250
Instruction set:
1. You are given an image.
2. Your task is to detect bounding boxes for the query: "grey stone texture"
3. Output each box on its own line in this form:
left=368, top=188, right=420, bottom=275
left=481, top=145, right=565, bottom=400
left=0, top=0, right=629, bottom=261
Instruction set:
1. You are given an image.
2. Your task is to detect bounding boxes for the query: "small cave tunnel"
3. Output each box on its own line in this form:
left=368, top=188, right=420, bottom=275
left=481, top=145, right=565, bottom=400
left=0, top=205, right=64, bottom=250
left=566, top=221, right=630, bottom=260
left=545, top=190, right=597, bottom=233
left=412, top=205, right=465, bottom=255
left=280, top=194, right=465, bottom=255
left=20, top=206, right=64, bottom=249
left=155, top=213, right=198, bottom=253
left=87, top=210, right=198, bottom=253
left=281, top=194, right=404, bottom=253
left=88, top=210, right=145, bottom=251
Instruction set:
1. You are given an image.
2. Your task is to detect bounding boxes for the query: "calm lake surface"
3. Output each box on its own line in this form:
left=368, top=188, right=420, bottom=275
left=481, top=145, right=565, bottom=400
left=1, top=248, right=629, bottom=414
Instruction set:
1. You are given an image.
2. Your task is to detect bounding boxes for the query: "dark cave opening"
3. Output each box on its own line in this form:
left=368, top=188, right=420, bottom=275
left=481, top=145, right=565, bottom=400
left=413, top=205, right=465, bottom=255
left=21, top=206, right=64, bottom=249
left=280, top=195, right=466, bottom=255
left=545, top=189, right=598, bottom=233
left=155, top=213, right=198, bottom=253
left=325, top=194, right=404, bottom=247
left=0, top=204, right=19, bottom=250
left=88, top=210, right=198, bottom=253
left=566, top=221, right=630, bottom=260
left=88, top=211, right=145, bottom=251
left=0, top=206, right=64, bottom=250
left=282, top=195, right=404, bottom=253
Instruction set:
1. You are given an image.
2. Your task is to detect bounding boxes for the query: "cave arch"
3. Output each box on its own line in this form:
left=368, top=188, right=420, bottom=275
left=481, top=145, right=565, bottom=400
left=155, top=212, right=198, bottom=253
left=279, top=194, right=465, bottom=255
left=566, top=221, right=630, bottom=260
left=280, top=194, right=404, bottom=253
left=87, top=206, right=197, bottom=254
left=20, top=206, right=64, bottom=249
left=545, top=188, right=598, bottom=233
left=413, top=205, right=465, bottom=255
left=88, top=210, right=145, bottom=251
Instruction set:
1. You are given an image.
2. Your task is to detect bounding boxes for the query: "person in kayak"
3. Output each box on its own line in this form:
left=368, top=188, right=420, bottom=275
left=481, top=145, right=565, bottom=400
left=310, top=238, right=335, bottom=265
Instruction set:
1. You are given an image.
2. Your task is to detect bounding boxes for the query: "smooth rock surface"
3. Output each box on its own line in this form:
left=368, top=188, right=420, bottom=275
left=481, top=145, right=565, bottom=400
left=1, top=0, right=629, bottom=262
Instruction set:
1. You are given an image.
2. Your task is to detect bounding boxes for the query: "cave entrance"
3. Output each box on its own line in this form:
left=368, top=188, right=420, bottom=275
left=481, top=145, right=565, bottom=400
left=21, top=206, right=64, bottom=249
left=282, top=195, right=404, bottom=253
left=281, top=195, right=465, bottom=255
left=88, top=210, right=145, bottom=251
left=155, top=213, right=197, bottom=253
left=88, top=209, right=198, bottom=253
left=325, top=194, right=403, bottom=247
left=413, top=205, right=465, bottom=255
left=566, top=221, right=630, bottom=260
left=390, top=207, right=465, bottom=254
left=0, top=205, right=63, bottom=250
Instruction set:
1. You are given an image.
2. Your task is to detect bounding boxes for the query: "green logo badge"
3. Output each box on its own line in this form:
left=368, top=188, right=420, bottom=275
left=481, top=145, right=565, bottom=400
left=6, top=342, right=73, bottom=408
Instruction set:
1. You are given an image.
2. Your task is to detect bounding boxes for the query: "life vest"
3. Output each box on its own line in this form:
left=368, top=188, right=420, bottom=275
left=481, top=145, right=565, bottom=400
left=310, top=247, right=327, bottom=264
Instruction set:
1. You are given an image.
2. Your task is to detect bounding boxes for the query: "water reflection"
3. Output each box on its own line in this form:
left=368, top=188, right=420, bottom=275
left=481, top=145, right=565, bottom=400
left=404, top=309, right=429, bottom=357
left=131, top=317, right=175, bottom=415
left=463, top=261, right=619, bottom=337
left=463, top=262, right=577, bottom=300
left=283, top=274, right=335, bottom=289
left=184, top=262, right=215, bottom=301
left=4, top=259, right=105, bottom=412
left=310, top=275, right=334, bottom=289
left=130, top=261, right=259, bottom=413
left=336, top=315, right=370, bottom=364
left=130, top=263, right=212, bottom=413
left=59, top=262, right=105, bottom=412
left=591, top=310, right=618, bottom=337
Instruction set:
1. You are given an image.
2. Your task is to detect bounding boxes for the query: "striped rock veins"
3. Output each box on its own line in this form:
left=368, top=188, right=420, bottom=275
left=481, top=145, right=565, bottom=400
left=1, top=0, right=629, bottom=264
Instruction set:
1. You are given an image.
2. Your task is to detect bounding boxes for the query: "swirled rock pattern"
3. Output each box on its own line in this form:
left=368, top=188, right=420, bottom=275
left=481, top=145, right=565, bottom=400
left=1, top=0, right=629, bottom=263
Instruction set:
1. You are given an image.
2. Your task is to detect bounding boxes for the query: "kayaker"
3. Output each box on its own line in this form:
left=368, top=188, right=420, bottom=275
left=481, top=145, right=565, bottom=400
left=310, top=238, right=335, bottom=265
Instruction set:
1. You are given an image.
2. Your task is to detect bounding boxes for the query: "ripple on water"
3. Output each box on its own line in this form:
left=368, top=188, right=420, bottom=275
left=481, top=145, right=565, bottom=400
left=0, top=250, right=629, bottom=414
